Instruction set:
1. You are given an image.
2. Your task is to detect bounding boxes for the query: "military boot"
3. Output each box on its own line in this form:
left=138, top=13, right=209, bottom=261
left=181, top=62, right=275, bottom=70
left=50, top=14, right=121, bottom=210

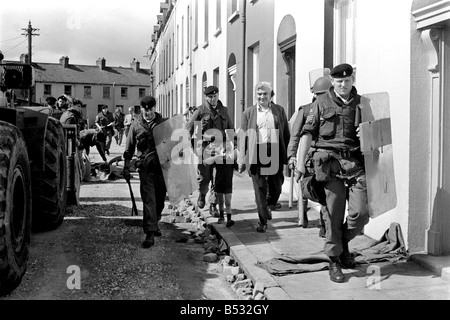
left=197, top=194, right=206, bottom=209
left=142, top=232, right=155, bottom=249
left=329, top=257, right=344, bottom=283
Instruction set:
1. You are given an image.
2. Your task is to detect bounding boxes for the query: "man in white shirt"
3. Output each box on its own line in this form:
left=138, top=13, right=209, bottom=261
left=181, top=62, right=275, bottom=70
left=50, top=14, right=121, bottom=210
left=238, top=82, right=290, bottom=233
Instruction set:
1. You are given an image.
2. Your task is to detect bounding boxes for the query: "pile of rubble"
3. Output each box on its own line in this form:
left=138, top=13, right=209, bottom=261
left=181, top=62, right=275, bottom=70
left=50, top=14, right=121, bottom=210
left=164, top=199, right=266, bottom=301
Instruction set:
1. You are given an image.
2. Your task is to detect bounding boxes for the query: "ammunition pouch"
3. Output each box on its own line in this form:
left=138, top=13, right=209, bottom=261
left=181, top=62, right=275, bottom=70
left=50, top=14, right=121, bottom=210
left=301, top=174, right=326, bottom=206
left=312, top=151, right=333, bottom=182
left=312, top=147, right=365, bottom=184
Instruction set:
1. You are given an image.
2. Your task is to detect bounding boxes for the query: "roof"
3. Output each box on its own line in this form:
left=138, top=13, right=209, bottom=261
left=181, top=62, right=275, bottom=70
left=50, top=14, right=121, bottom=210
left=4, top=60, right=151, bottom=87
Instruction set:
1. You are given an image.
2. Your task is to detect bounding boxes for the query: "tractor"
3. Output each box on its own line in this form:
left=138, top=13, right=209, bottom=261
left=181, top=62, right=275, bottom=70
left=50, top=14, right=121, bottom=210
left=0, top=53, right=81, bottom=295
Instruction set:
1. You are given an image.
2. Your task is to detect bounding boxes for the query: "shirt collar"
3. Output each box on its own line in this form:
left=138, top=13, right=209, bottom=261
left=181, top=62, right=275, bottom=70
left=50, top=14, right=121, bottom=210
left=257, top=102, right=272, bottom=112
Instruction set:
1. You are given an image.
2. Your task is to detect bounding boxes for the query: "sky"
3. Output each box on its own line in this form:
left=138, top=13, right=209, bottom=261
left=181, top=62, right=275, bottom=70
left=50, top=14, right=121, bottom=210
left=0, top=0, right=160, bottom=68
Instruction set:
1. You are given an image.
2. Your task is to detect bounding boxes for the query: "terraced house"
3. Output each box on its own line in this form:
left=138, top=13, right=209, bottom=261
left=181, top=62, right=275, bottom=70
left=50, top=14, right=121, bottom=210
left=14, top=54, right=151, bottom=127
left=149, top=0, right=450, bottom=261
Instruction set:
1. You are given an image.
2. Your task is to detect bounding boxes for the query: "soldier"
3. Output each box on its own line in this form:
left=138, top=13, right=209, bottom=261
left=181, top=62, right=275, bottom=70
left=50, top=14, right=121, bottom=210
left=78, top=129, right=108, bottom=164
left=287, top=76, right=332, bottom=235
left=95, top=105, right=115, bottom=155
left=123, top=95, right=167, bottom=248
left=296, top=63, right=369, bottom=283
left=46, top=96, right=57, bottom=109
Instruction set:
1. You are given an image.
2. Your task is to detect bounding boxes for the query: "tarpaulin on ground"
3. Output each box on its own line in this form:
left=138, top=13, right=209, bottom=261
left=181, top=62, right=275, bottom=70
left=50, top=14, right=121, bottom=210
left=257, top=223, right=409, bottom=276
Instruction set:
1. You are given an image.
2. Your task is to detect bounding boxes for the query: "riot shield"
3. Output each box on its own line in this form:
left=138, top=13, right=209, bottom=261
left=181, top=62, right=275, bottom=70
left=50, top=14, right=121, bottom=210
left=153, top=114, right=198, bottom=206
left=360, top=92, right=397, bottom=218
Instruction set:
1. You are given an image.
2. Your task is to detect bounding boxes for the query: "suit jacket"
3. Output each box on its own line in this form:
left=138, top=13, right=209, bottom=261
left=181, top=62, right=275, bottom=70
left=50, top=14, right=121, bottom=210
left=238, top=103, right=290, bottom=171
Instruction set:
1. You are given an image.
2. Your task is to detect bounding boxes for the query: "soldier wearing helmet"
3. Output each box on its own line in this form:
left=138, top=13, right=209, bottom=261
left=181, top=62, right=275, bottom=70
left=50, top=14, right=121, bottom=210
left=287, top=75, right=332, bottom=234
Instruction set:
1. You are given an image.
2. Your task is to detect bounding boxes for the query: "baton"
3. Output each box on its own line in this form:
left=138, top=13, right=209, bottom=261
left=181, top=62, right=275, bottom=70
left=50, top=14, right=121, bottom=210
left=289, top=170, right=294, bottom=209
left=126, top=179, right=139, bottom=216
left=296, top=169, right=306, bottom=228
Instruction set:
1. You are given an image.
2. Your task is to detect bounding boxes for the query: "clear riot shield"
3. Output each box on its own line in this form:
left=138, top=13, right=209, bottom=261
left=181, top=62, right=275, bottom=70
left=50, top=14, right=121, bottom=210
left=360, top=92, right=397, bottom=218
left=153, top=114, right=198, bottom=206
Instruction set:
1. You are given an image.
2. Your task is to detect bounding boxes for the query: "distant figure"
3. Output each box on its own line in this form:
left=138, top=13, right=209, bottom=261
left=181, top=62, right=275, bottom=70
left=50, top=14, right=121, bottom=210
left=113, top=106, right=125, bottom=146
left=124, top=106, right=135, bottom=137
left=57, top=95, right=70, bottom=111
left=78, top=129, right=108, bottom=163
left=95, top=105, right=115, bottom=155
left=46, top=96, right=57, bottom=109
left=183, top=103, right=197, bottom=122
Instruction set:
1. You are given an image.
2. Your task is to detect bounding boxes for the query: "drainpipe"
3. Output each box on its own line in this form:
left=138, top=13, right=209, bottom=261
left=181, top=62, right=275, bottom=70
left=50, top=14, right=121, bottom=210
left=241, top=0, right=247, bottom=113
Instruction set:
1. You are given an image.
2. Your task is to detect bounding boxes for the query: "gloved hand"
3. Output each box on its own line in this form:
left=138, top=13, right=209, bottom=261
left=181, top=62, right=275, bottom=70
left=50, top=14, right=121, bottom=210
left=123, top=167, right=131, bottom=182
left=238, top=163, right=246, bottom=174
left=288, top=157, right=297, bottom=171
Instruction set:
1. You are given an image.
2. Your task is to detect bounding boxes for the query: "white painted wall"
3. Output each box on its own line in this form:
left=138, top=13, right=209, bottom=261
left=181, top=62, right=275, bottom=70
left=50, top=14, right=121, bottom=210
left=274, top=0, right=325, bottom=107
left=354, top=0, right=412, bottom=245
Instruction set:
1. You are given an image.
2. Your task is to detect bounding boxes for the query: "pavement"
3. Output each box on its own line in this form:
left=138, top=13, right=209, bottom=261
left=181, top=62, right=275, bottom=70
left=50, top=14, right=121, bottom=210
left=196, top=171, right=450, bottom=300
left=93, top=141, right=450, bottom=300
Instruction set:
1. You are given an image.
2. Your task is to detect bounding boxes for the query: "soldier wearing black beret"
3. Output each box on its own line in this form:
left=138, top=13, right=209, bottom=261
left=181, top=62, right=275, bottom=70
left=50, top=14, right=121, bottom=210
left=123, top=95, right=167, bottom=248
left=296, top=63, right=369, bottom=283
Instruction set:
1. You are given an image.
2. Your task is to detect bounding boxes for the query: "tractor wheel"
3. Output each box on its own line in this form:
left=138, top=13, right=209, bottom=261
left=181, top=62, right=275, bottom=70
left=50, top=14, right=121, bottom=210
left=0, top=122, right=32, bottom=296
left=32, top=117, right=68, bottom=231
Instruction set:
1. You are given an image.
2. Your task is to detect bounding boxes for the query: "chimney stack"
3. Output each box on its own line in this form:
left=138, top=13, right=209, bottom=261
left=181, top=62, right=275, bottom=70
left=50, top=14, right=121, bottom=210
left=131, top=58, right=140, bottom=72
left=59, top=56, right=69, bottom=68
left=96, top=57, right=106, bottom=70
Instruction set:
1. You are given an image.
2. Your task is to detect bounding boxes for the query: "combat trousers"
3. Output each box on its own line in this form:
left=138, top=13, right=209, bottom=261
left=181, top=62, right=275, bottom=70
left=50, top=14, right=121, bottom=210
left=139, top=168, right=167, bottom=235
left=322, top=159, right=369, bottom=257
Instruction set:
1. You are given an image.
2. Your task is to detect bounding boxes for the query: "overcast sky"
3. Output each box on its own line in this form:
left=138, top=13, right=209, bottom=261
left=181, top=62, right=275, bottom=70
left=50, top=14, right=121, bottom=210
left=0, top=0, right=159, bottom=68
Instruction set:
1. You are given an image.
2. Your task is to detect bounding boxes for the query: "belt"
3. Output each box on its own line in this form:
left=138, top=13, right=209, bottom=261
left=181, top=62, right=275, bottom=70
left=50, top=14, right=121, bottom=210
left=314, top=147, right=358, bottom=159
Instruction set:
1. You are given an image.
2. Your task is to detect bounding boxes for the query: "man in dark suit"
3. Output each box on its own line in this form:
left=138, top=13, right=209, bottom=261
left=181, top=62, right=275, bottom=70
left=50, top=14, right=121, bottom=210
left=238, top=81, right=290, bottom=233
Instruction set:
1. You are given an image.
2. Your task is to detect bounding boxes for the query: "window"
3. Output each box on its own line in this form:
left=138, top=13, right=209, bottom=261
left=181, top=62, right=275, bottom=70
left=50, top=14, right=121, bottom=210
left=64, top=85, right=72, bottom=96
left=139, top=88, right=146, bottom=98
left=194, top=0, right=199, bottom=48
left=181, top=16, right=184, bottom=64
left=213, top=68, right=219, bottom=87
left=121, top=87, right=128, bottom=98
left=103, top=86, right=111, bottom=99
left=177, top=25, right=180, bottom=66
left=186, top=6, right=190, bottom=58
left=193, top=74, right=197, bottom=107
left=334, top=0, right=356, bottom=66
left=253, top=45, right=260, bottom=90
left=44, top=84, right=51, bottom=95
left=84, top=86, right=92, bottom=99
left=229, top=0, right=239, bottom=22
left=204, top=0, right=209, bottom=47
left=215, top=0, right=222, bottom=37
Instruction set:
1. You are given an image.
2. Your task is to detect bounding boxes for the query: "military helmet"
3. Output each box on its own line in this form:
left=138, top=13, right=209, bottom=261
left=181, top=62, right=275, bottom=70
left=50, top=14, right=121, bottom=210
left=312, top=76, right=332, bottom=94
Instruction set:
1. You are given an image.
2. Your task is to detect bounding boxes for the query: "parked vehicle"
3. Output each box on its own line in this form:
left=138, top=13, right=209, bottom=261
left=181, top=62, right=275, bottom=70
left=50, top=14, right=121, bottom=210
left=0, top=57, right=80, bottom=295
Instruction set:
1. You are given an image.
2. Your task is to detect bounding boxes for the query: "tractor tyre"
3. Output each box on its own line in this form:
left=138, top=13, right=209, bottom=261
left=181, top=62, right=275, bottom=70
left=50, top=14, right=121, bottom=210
left=0, top=122, right=32, bottom=296
left=32, top=117, right=68, bottom=231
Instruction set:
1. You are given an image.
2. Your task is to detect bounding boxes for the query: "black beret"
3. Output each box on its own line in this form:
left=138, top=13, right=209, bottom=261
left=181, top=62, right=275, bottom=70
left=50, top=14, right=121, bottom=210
left=204, top=86, right=219, bottom=96
left=101, top=105, right=108, bottom=109
left=140, top=95, right=156, bottom=109
left=330, top=63, right=353, bottom=78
